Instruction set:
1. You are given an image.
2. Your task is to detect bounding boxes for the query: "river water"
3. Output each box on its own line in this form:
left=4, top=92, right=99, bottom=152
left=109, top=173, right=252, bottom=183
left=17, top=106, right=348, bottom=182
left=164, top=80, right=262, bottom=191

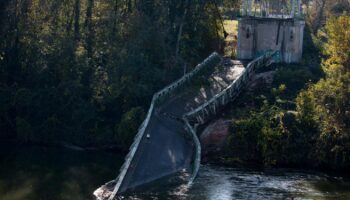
left=1, top=144, right=350, bottom=200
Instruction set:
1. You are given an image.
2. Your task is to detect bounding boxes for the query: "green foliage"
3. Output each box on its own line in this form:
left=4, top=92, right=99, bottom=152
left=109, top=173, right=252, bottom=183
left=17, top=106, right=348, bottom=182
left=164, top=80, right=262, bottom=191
left=323, top=15, right=350, bottom=68
left=15, top=117, right=33, bottom=143
left=229, top=115, right=265, bottom=163
left=272, top=67, right=315, bottom=98
left=115, top=107, right=145, bottom=148
left=296, top=70, right=350, bottom=168
left=228, top=104, right=311, bottom=167
left=296, top=15, right=350, bottom=169
left=225, top=15, right=350, bottom=170
left=0, top=0, right=223, bottom=147
left=296, top=90, right=317, bottom=128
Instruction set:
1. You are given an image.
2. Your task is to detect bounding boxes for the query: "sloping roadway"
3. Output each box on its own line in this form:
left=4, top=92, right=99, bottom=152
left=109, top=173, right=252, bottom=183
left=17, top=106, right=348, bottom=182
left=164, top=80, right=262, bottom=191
left=117, top=59, right=248, bottom=194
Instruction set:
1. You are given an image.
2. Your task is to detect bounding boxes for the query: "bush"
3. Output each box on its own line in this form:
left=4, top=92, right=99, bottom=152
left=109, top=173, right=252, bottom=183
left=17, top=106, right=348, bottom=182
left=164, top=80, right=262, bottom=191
left=15, top=117, right=33, bottom=143
left=295, top=15, right=350, bottom=169
left=115, top=107, right=145, bottom=148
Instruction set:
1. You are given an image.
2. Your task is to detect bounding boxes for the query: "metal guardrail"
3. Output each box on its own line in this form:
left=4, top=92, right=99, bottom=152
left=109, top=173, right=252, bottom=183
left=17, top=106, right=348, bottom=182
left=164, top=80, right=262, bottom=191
left=183, top=117, right=201, bottom=185
left=108, top=52, right=222, bottom=200
left=154, top=53, right=222, bottom=102
left=182, top=51, right=277, bottom=184
left=183, top=51, right=276, bottom=123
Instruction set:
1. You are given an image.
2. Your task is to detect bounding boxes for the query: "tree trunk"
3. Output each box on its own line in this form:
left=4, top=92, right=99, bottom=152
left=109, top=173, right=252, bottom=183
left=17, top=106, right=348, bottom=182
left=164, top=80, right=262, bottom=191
left=8, top=0, right=20, bottom=84
left=86, top=0, right=94, bottom=62
left=313, top=0, right=326, bottom=34
left=74, top=0, right=80, bottom=42
left=175, top=0, right=190, bottom=61
left=113, top=0, right=118, bottom=33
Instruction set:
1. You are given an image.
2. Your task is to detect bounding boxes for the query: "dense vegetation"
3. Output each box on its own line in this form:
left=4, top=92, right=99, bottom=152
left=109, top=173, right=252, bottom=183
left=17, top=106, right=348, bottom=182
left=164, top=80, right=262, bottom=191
left=0, top=0, right=225, bottom=147
left=1, top=0, right=349, bottom=172
left=224, top=15, right=350, bottom=170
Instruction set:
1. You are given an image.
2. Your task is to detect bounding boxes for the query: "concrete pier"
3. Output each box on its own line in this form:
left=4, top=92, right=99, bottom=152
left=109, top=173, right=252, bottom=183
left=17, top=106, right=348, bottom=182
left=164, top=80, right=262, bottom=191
left=237, top=17, right=305, bottom=63
left=237, top=0, right=305, bottom=63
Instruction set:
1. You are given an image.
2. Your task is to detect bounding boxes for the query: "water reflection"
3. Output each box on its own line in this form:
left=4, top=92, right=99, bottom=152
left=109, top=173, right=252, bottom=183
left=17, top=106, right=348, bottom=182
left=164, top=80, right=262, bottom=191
left=1, top=144, right=350, bottom=200
left=189, top=166, right=350, bottom=200
left=122, top=165, right=350, bottom=200
left=0, top=143, right=123, bottom=200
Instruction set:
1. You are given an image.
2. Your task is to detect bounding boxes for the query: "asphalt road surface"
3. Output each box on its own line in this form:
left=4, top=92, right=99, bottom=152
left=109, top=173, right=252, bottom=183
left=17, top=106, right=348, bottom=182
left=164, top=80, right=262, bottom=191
left=118, top=60, right=247, bottom=193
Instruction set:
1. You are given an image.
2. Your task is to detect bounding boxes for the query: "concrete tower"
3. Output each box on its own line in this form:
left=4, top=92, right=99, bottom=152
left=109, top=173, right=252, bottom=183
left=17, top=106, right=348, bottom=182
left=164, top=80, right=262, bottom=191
left=237, top=0, right=305, bottom=63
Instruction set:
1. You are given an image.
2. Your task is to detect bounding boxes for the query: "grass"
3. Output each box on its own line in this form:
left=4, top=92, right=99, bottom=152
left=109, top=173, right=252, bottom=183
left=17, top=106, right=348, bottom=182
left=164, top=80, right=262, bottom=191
left=223, top=20, right=238, bottom=58
left=223, top=20, right=238, bottom=36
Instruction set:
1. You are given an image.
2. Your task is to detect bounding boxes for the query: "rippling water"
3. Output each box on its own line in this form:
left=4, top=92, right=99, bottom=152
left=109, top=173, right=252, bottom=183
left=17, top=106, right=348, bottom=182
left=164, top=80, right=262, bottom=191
left=121, top=165, right=350, bottom=200
left=1, top=144, right=350, bottom=200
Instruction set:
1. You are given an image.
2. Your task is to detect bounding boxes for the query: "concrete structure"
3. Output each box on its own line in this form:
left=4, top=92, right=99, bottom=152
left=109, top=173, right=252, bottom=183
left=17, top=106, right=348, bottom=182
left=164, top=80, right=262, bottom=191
left=237, top=0, right=305, bottom=63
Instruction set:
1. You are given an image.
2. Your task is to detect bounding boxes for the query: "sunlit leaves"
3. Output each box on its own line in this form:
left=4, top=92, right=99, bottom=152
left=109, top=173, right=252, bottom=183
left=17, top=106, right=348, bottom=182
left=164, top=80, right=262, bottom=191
left=296, top=15, right=350, bottom=168
left=0, top=0, right=222, bottom=147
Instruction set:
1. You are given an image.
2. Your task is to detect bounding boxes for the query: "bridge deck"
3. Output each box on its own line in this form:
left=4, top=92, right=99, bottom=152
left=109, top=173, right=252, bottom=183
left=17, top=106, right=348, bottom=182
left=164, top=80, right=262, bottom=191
left=118, top=59, right=248, bottom=193
left=166, top=60, right=248, bottom=115
left=96, top=59, right=249, bottom=198
left=160, top=60, right=248, bottom=120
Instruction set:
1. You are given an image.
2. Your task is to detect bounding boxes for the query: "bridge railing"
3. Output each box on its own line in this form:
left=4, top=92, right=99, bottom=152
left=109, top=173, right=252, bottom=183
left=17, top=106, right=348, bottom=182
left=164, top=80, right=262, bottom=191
left=183, top=50, right=276, bottom=124
left=153, top=53, right=222, bottom=103
left=182, top=50, right=276, bottom=184
left=108, top=52, right=222, bottom=199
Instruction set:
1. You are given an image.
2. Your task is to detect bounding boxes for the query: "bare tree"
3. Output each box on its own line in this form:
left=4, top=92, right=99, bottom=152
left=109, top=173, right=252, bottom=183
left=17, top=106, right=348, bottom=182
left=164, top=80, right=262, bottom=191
left=305, top=0, right=327, bottom=34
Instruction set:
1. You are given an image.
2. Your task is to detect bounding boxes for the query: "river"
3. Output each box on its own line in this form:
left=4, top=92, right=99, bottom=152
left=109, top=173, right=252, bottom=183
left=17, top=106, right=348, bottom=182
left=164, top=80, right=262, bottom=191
left=1, top=144, right=350, bottom=200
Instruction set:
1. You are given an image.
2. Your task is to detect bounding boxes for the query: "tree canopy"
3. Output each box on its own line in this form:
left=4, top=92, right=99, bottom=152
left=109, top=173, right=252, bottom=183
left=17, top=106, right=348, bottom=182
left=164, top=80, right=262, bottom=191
left=0, top=0, right=224, bottom=147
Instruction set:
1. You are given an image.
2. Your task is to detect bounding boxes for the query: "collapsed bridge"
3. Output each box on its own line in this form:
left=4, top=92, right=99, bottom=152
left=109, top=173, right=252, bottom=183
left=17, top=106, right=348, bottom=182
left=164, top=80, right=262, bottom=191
left=94, top=1, right=304, bottom=199
left=94, top=51, right=276, bottom=200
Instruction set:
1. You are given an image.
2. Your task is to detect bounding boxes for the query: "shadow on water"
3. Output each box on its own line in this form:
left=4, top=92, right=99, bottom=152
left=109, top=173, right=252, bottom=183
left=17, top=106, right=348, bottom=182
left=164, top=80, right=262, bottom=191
left=0, top=143, right=123, bottom=200
left=1, top=144, right=350, bottom=200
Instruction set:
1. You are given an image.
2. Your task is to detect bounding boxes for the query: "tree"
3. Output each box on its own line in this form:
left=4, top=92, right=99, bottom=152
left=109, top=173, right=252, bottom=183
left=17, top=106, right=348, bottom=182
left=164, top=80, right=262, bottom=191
left=0, top=0, right=223, bottom=148
left=323, top=15, right=350, bottom=69
left=296, top=15, right=350, bottom=169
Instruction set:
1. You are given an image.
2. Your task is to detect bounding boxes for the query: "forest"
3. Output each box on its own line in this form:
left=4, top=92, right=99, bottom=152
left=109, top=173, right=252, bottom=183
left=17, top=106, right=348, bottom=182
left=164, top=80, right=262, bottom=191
left=0, top=0, right=350, bottom=171
left=0, top=0, right=224, bottom=148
